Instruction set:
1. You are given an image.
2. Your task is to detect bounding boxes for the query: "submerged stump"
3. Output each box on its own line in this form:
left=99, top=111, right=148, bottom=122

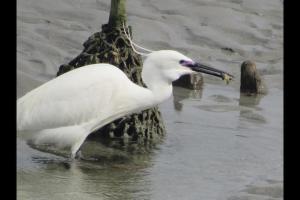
left=57, top=24, right=166, bottom=153
left=240, top=60, right=266, bottom=95
left=172, top=73, right=203, bottom=90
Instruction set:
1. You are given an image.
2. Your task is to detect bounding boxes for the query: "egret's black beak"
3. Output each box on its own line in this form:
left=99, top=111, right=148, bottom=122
left=181, top=60, right=234, bottom=81
left=191, top=62, right=234, bottom=80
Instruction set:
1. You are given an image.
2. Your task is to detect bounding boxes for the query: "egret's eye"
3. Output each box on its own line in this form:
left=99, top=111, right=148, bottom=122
left=179, top=60, right=185, bottom=65
left=179, top=60, right=194, bottom=67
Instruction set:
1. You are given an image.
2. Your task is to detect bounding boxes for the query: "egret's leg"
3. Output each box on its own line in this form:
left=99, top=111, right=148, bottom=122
left=76, top=150, right=83, bottom=159
left=30, top=125, right=91, bottom=160
left=70, top=136, right=88, bottom=159
left=69, top=149, right=82, bottom=160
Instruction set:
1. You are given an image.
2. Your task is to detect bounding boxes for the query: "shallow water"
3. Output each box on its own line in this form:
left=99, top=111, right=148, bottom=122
left=17, top=85, right=283, bottom=200
left=17, top=0, right=283, bottom=199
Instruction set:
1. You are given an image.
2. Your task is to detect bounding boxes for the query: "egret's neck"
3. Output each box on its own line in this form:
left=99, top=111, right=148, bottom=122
left=142, top=62, right=173, bottom=104
left=147, top=83, right=173, bottom=104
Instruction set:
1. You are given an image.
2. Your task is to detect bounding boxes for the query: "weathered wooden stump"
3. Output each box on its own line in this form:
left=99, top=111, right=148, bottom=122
left=57, top=0, right=166, bottom=154
left=240, top=60, right=266, bottom=95
left=172, top=73, right=203, bottom=90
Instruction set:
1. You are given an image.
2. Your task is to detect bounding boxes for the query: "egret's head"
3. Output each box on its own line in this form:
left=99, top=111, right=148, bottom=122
left=142, top=50, right=233, bottom=85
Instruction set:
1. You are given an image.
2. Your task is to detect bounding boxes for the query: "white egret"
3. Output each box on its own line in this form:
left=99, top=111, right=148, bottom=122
left=17, top=39, right=233, bottom=159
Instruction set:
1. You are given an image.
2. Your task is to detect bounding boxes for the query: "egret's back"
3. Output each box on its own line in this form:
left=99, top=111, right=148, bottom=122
left=17, top=64, right=139, bottom=131
left=17, top=63, right=156, bottom=157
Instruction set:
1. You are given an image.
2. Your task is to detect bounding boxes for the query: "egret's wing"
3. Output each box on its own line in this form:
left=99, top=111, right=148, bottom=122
left=17, top=64, right=133, bottom=131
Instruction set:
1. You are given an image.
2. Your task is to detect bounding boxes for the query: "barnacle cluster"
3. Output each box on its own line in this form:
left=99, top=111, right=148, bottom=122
left=57, top=24, right=166, bottom=152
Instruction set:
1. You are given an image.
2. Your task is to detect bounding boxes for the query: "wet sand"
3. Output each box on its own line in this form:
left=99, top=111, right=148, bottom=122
left=17, top=0, right=282, bottom=96
left=17, top=0, right=283, bottom=199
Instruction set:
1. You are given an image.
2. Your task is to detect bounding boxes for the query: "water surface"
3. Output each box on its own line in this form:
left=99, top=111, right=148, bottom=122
left=17, top=0, right=283, bottom=199
left=17, top=84, right=283, bottom=200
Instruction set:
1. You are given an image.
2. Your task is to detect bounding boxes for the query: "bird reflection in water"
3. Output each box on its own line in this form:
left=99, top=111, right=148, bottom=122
left=27, top=152, right=153, bottom=200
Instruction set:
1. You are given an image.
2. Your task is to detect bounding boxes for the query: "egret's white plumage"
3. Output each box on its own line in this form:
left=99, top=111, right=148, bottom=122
left=17, top=47, right=234, bottom=159
left=17, top=50, right=198, bottom=158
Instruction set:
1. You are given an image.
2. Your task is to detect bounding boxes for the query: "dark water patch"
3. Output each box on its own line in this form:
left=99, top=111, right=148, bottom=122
left=209, top=94, right=233, bottom=103
left=28, top=58, right=46, bottom=67
left=27, top=141, right=71, bottom=159
left=239, top=109, right=267, bottom=124
left=266, top=179, right=282, bottom=184
left=243, top=185, right=283, bottom=198
left=27, top=139, right=155, bottom=172
left=185, top=28, right=222, bottom=49
left=31, top=156, right=72, bottom=170
left=174, top=121, right=185, bottom=124
left=228, top=181, right=283, bottom=199
left=221, top=47, right=236, bottom=54
left=271, top=23, right=282, bottom=30
left=235, top=134, right=248, bottom=138
left=231, top=7, right=264, bottom=17
left=230, top=0, right=243, bottom=4
left=196, top=104, right=241, bottom=112
left=160, top=9, right=183, bottom=16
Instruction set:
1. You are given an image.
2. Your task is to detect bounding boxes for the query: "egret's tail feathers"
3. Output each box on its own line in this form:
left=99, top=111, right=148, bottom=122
left=30, top=125, right=91, bottom=158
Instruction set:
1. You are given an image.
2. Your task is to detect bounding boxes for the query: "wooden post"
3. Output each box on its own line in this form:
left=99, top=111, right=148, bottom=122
left=240, top=60, right=266, bottom=94
left=57, top=0, right=166, bottom=156
left=108, top=0, right=127, bottom=28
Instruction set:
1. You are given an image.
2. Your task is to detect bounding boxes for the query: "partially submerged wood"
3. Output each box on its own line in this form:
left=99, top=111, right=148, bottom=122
left=172, top=73, right=203, bottom=90
left=240, top=60, right=266, bottom=95
left=108, top=0, right=126, bottom=28
left=57, top=0, right=165, bottom=153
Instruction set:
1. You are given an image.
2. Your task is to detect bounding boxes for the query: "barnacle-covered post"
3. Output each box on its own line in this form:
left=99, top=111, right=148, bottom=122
left=108, top=0, right=126, bottom=27
left=240, top=60, right=266, bottom=95
left=172, top=74, right=203, bottom=90
left=57, top=0, right=166, bottom=153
